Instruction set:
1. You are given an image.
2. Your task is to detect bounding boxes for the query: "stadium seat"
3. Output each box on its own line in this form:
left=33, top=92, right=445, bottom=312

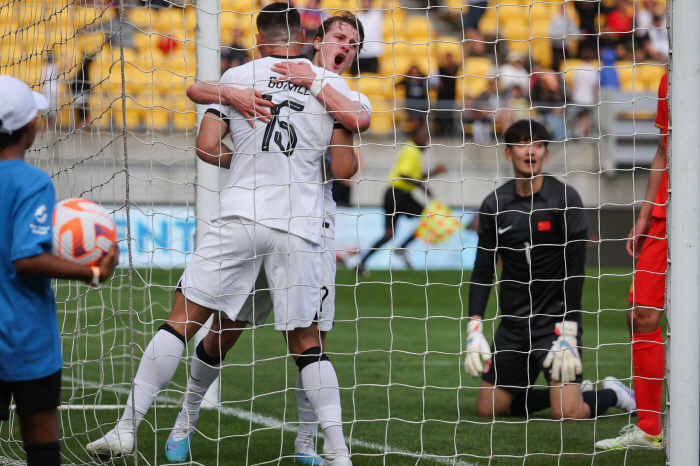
left=464, top=56, right=493, bottom=78
left=172, top=97, right=197, bottom=133
left=638, top=63, right=666, bottom=91
left=614, top=60, right=637, bottom=91
left=127, top=7, right=157, bottom=31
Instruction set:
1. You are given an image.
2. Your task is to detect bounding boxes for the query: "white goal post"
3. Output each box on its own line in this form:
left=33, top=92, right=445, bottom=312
left=667, top=0, right=700, bottom=462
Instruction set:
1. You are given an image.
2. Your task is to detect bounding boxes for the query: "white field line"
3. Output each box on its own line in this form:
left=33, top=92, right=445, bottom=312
left=61, top=377, right=478, bottom=466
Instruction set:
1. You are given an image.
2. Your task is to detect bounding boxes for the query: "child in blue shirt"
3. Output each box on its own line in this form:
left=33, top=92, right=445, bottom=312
left=0, top=75, right=118, bottom=466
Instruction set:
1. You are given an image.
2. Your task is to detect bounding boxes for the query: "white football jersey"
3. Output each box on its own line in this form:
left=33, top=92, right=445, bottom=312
left=322, top=91, right=372, bottom=240
left=208, top=55, right=352, bottom=245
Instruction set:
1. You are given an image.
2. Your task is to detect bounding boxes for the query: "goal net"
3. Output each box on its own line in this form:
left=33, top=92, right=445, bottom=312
left=0, top=0, right=678, bottom=464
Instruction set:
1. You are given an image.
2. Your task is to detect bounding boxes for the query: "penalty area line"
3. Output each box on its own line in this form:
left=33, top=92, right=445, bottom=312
left=61, top=377, right=478, bottom=466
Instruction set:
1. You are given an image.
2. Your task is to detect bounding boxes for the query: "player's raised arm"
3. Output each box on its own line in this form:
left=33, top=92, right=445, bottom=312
left=195, top=110, right=233, bottom=168
left=186, top=81, right=274, bottom=126
left=271, top=61, right=370, bottom=133
left=328, top=127, right=358, bottom=180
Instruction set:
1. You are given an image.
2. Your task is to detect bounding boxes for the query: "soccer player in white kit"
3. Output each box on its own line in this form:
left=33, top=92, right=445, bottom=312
left=180, top=13, right=370, bottom=465
left=85, top=5, right=357, bottom=466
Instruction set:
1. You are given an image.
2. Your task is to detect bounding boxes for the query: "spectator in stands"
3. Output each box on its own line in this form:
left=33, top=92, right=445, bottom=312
left=221, top=29, right=249, bottom=75
left=67, top=51, right=96, bottom=130
left=498, top=52, right=529, bottom=96
left=504, top=85, right=530, bottom=127
left=461, top=0, right=488, bottom=56
left=574, top=0, right=611, bottom=54
left=464, top=77, right=498, bottom=143
left=299, top=0, right=325, bottom=54
left=531, top=71, right=566, bottom=141
left=355, top=0, right=390, bottom=74
left=635, top=0, right=655, bottom=40
left=41, top=55, right=60, bottom=131
left=550, top=10, right=580, bottom=72
left=641, top=15, right=669, bottom=63
left=397, top=64, right=439, bottom=128
left=436, top=52, right=460, bottom=137
left=602, top=0, right=634, bottom=59
left=568, top=46, right=599, bottom=138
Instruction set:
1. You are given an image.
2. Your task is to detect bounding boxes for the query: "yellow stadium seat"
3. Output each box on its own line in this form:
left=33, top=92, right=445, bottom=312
left=531, top=37, right=552, bottom=68
left=358, top=75, right=395, bottom=100
left=137, top=93, right=170, bottom=132
left=88, top=92, right=115, bottom=130
left=614, top=61, right=638, bottom=92
left=127, top=7, right=158, bottom=30
left=528, top=2, right=553, bottom=22
left=638, top=63, right=666, bottom=92
left=172, top=98, right=197, bottom=133
left=478, top=9, right=498, bottom=36
left=464, top=56, right=494, bottom=78
left=531, top=19, right=550, bottom=38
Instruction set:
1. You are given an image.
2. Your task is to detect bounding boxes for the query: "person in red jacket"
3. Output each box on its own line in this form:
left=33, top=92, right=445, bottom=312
left=595, top=73, right=668, bottom=451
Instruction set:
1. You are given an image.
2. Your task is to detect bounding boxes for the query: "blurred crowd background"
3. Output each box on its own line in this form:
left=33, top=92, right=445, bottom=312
left=1, top=0, right=668, bottom=140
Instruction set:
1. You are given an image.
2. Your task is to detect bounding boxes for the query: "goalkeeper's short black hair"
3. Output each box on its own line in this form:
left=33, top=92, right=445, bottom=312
left=256, top=2, right=301, bottom=45
left=504, top=119, right=551, bottom=148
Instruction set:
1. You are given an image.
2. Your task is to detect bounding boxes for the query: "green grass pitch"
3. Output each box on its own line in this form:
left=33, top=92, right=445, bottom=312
left=0, top=268, right=666, bottom=465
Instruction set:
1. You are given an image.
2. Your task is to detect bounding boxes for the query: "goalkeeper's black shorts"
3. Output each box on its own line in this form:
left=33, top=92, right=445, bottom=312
left=0, top=369, right=61, bottom=420
left=481, top=324, right=583, bottom=389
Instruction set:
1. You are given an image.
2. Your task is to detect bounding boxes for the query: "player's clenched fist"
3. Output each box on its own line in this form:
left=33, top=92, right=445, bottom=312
left=543, top=321, right=582, bottom=383
left=464, top=319, right=492, bottom=377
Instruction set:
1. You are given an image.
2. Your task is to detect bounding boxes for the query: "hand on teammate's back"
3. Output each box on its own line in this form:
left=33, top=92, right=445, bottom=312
left=225, top=87, right=274, bottom=126
left=627, top=215, right=653, bottom=259
left=271, top=61, right=316, bottom=88
left=97, top=243, right=119, bottom=283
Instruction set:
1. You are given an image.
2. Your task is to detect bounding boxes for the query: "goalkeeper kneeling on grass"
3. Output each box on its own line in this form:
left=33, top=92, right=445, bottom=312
left=464, top=120, right=635, bottom=420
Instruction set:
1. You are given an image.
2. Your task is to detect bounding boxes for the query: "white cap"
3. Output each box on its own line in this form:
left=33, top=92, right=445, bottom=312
left=0, top=75, right=48, bottom=134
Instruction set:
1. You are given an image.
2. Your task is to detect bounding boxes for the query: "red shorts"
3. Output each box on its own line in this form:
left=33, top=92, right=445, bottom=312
left=628, top=217, right=667, bottom=308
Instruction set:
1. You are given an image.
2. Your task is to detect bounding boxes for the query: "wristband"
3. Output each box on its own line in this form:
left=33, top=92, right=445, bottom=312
left=310, top=78, right=324, bottom=98
left=90, top=266, right=100, bottom=286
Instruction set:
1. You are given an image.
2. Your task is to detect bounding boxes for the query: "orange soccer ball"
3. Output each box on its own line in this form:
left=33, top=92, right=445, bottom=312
left=52, top=199, right=117, bottom=266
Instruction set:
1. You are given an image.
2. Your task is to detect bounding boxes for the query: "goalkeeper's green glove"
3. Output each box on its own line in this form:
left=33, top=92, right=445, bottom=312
left=464, top=319, right=492, bottom=378
left=543, top=321, right=582, bottom=383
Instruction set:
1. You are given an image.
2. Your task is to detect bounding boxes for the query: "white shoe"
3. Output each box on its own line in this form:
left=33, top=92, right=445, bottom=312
left=580, top=379, right=594, bottom=393
left=85, top=428, right=134, bottom=457
left=603, top=376, right=636, bottom=412
left=320, top=447, right=352, bottom=466
left=320, top=456, right=352, bottom=466
left=595, top=424, right=663, bottom=450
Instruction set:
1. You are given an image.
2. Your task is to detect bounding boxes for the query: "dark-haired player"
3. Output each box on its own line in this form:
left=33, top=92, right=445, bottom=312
left=0, top=75, right=118, bottom=466
left=595, top=74, right=667, bottom=450
left=85, top=5, right=355, bottom=465
left=178, top=11, right=368, bottom=466
left=464, top=120, right=635, bottom=420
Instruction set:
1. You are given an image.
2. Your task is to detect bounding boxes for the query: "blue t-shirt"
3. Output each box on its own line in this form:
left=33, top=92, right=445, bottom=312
left=0, top=160, right=62, bottom=382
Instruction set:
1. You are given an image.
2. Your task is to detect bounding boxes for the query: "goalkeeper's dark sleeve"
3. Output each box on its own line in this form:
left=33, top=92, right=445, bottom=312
left=563, top=229, right=587, bottom=320
left=468, top=205, right=497, bottom=318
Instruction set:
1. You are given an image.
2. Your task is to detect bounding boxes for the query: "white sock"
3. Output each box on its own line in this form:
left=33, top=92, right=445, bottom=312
left=116, top=328, right=185, bottom=435
left=295, top=372, right=318, bottom=454
left=300, top=360, right=347, bottom=456
left=174, top=344, right=222, bottom=438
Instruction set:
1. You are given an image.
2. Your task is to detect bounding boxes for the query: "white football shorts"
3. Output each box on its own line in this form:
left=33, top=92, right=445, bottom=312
left=179, top=217, right=322, bottom=331
left=237, top=237, right=337, bottom=331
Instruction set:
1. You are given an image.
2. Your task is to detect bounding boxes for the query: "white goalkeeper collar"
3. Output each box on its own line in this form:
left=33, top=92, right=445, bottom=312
left=0, top=75, right=48, bottom=134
